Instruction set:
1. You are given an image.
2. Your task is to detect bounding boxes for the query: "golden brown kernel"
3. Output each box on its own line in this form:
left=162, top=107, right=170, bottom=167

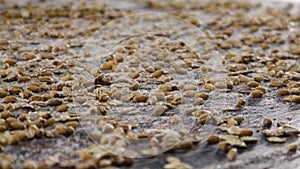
left=227, top=148, right=238, bottom=161
left=56, top=105, right=69, bottom=112
left=250, top=90, right=264, bottom=98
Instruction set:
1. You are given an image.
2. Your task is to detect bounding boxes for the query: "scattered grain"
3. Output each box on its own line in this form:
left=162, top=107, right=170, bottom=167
left=227, top=148, right=238, bottom=162
left=151, top=70, right=164, bottom=78
left=207, top=135, right=219, bottom=144
left=240, top=129, right=253, bottom=136
left=47, top=98, right=62, bottom=106
left=247, top=81, right=259, bottom=88
left=263, top=118, right=272, bottom=128
left=288, top=143, right=298, bottom=153
left=3, top=96, right=17, bottom=103
left=152, top=105, right=167, bottom=116
left=56, top=105, right=69, bottom=112
left=267, top=137, right=286, bottom=143
left=289, top=88, right=300, bottom=95
left=23, top=160, right=37, bottom=169
left=283, top=96, right=300, bottom=103
left=204, top=84, right=215, bottom=91
left=250, top=90, right=264, bottom=98
left=237, top=98, right=246, bottom=106
left=133, top=95, right=147, bottom=103
left=277, top=89, right=289, bottom=96
left=176, top=68, right=187, bottom=74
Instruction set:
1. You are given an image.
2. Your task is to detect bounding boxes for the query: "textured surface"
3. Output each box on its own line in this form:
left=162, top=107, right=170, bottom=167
left=0, top=0, right=299, bottom=169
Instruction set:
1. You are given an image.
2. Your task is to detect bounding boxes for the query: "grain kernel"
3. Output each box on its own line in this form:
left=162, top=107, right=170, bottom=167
left=146, top=67, right=155, bottom=73
left=218, top=141, right=231, bottom=151
left=197, top=113, right=210, bottom=125
left=220, top=42, right=232, bottom=49
left=283, top=96, right=300, bottom=104
left=270, top=79, right=283, bottom=87
left=283, top=125, right=300, bottom=136
left=0, top=71, right=8, bottom=78
left=195, top=92, right=209, bottom=100
left=1, top=110, right=13, bottom=119
left=260, top=43, right=270, bottom=49
left=10, top=121, right=25, bottom=130
left=23, top=160, right=37, bottom=169
left=55, top=125, right=74, bottom=136
left=24, top=55, right=36, bottom=61
left=193, top=97, right=204, bottom=105
left=16, top=132, right=27, bottom=141
left=227, top=118, right=238, bottom=126
left=18, top=76, right=31, bottom=83
left=239, top=75, right=251, bottom=83
left=28, top=84, right=40, bottom=93
left=254, top=76, right=264, bottom=82
left=0, top=137, right=7, bottom=146
left=133, top=95, right=147, bottom=103
left=177, top=139, right=193, bottom=149
left=289, top=88, right=300, bottom=95
left=204, top=84, right=215, bottom=91
left=20, top=90, right=33, bottom=99
left=151, top=70, right=163, bottom=78
left=8, top=134, right=19, bottom=145
left=56, top=105, right=69, bottom=112
left=29, top=95, right=43, bottom=101
left=255, top=86, right=266, bottom=94
left=0, top=40, right=8, bottom=45
left=0, top=105, right=4, bottom=112
left=184, top=90, right=196, bottom=97
left=207, top=135, right=219, bottom=144
left=47, top=98, right=62, bottom=106
left=159, top=85, right=172, bottom=94
left=0, top=161, right=13, bottom=169
left=38, top=76, right=52, bottom=83
left=62, top=75, right=73, bottom=81
left=263, top=118, right=272, bottom=128
left=100, top=61, right=114, bottom=70
left=129, top=83, right=139, bottom=90
left=227, top=148, right=238, bottom=161
left=115, top=55, right=124, bottom=63
left=214, top=82, right=227, bottom=89
left=277, top=89, right=289, bottom=96
left=240, top=136, right=258, bottom=143
left=148, top=96, right=157, bottom=105
left=3, top=96, right=17, bottom=103
left=267, top=137, right=286, bottom=143
left=111, top=91, right=121, bottom=100
left=183, top=85, right=197, bottom=91
left=102, top=123, right=114, bottom=133
left=41, top=54, right=54, bottom=60
left=292, top=48, right=300, bottom=55
left=44, top=118, right=55, bottom=127
left=152, top=105, right=166, bottom=116
left=9, top=86, right=23, bottom=95
left=4, top=59, right=16, bottom=66
left=66, top=121, right=79, bottom=129
left=227, top=126, right=241, bottom=135
left=237, top=98, right=246, bottom=106
left=170, top=114, right=179, bottom=124
left=128, top=72, right=139, bottom=79
left=0, top=91, right=8, bottom=98
left=176, top=68, right=187, bottom=74
left=240, top=129, right=253, bottom=136
left=247, top=81, right=259, bottom=88
left=250, top=90, right=264, bottom=98
left=98, top=159, right=112, bottom=168
left=288, top=143, right=298, bottom=153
